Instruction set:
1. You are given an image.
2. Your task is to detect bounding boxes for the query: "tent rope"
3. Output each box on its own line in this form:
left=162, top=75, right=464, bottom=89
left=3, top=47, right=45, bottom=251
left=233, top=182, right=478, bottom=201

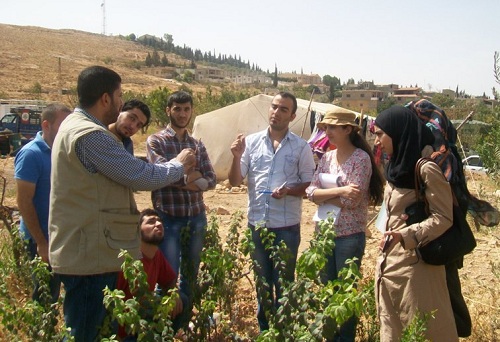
left=248, top=97, right=268, bottom=124
left=455, top=111, right=481, bottom=198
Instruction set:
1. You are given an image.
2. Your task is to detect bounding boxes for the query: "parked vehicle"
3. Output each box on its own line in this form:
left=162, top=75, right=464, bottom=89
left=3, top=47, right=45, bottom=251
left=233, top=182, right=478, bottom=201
left=0, top=106, right=43, bottom=156
left=462, top=155, right=487, bottom=173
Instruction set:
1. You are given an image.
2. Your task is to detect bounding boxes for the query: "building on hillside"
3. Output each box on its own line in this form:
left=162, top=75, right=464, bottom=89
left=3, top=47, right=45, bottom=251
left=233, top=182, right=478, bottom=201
left=339, top=89, right=385, bottom=112
left=143, top=66, right=177, bottom=79
left=442, top=89, right=456, bottom=98
left=376, top=83, right=399, bottom=96
left=279, top=72, right=322, bottom=85
left=225, top=70, right=272, bottom=85
left=296, top=73, right=322, bottom=85
left=392, top=87, right=422, bottom=104
left=195, top=66, right=225, bottom=82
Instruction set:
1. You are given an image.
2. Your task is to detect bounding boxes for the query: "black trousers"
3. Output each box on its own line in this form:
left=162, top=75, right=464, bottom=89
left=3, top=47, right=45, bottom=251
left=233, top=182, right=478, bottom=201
left=446, top=259, right=472, bottom=337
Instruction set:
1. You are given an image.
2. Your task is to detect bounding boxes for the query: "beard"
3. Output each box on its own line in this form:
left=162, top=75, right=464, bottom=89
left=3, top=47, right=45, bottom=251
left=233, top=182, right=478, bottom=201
left=169, top=115, right=191, bottom=129
left=141, top=232, right=164, bottom=245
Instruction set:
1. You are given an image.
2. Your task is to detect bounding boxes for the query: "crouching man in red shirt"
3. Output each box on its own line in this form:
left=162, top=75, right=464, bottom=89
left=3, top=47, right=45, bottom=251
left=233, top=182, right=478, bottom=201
left=116, top=209, right=185, bottom=340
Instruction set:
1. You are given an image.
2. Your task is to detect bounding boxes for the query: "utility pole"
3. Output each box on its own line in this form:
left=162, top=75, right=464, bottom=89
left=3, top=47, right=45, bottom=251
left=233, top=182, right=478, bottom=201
left=101, top=1, right=106, bottom=35
left=58, top=56, right=62, bottom=94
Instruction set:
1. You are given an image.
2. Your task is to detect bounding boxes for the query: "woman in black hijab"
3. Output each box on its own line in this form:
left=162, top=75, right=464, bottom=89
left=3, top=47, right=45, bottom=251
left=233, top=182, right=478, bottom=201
left=375, top=105, right=435, bottom=189
left=373, top=105, right=458, bottom=341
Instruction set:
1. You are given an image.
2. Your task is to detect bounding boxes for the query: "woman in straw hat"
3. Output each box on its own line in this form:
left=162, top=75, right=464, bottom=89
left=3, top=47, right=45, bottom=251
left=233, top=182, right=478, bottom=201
left=306, top=107, right=384, bottom=341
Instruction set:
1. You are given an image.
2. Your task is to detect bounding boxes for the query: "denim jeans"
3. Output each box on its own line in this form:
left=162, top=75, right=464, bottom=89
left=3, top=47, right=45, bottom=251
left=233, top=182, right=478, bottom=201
left=59, top=273, right=117, bottom=342
left=249, top=223, right=300, bottom=331
left=25, top=238, right=61, bottom=304
left=323, top=232, right=366, bottom=342
left=157, top=210, right=207, bottom=328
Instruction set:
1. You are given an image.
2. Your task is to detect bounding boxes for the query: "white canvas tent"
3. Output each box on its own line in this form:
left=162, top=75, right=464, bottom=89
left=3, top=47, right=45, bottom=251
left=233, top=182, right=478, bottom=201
left=192, top=94, right=364, bottom=180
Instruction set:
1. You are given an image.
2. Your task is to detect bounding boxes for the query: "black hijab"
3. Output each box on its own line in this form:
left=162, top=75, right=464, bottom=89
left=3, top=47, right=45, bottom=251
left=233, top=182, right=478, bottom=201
left=375, top=105, right=435, bottom=189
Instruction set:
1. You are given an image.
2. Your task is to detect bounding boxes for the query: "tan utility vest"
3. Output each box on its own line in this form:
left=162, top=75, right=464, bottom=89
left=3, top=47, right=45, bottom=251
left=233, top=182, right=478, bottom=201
left=48, top=112, right=140, bottom=275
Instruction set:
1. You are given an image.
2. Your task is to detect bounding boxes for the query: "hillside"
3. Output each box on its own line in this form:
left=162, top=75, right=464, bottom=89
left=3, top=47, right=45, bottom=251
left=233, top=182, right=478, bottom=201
left=0, top=23, right=190, bottom=102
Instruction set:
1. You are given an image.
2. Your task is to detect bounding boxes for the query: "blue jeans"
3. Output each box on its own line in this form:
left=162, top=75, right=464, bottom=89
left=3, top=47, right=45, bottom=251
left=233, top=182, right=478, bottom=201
left=25, top=238, right=61, bottom=304
left=323, top=232, right=366, bottom=342
left=59, top=273, right=117, bottom=342
left=249, top=224, right=300, bottom=331
left=157, top=210, right=207, bottom=328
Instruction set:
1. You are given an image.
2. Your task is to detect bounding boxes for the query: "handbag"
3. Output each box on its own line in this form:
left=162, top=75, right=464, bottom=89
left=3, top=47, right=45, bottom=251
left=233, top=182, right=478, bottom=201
left=405, top=158, right=477, bottom=265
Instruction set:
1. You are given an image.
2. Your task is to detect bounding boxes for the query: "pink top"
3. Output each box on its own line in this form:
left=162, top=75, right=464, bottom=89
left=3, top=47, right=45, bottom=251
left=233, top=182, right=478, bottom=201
left=306, top=148, right=372, bottom=237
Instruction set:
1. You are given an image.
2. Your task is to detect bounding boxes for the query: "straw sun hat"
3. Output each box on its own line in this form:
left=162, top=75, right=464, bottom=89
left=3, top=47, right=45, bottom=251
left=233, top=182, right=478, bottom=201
left=316, top=107, right=359, bottom=131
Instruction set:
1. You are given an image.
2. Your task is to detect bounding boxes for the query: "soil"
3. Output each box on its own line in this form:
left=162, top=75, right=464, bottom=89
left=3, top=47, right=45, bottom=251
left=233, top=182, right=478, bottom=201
left=0, top=23, right=498, bottom=339
left=0, top=142, right=499, bottom=340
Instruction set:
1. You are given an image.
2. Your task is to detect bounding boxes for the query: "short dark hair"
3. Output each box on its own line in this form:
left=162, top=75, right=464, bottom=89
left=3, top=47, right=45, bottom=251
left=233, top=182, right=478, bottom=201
left=122, top=99, right=151, bottom=126
left=77, top=66, right=121, bottom=109
left=138, top=208, right=159, bottom=227
left=278, top=91, right=298, bottom=114
left=41, top=103, right=71, bottom=123
left=167, top=91, right=193, bottom=108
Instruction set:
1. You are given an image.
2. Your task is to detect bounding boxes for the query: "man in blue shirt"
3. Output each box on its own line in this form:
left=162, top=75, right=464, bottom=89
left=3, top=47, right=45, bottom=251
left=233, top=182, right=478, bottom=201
left=15, top=102, right=71, bottom=303
left=229, top=92, right=315, bottom=331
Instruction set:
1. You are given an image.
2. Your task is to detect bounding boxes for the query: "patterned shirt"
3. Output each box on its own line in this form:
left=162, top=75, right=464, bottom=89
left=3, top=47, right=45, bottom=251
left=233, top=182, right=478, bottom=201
left=240, top=129, right=315, bottom=228
left=74, top=109, right=184, bottom=190
left=306, top=148, right=372, bottom=237
left=147, top=126, right=216, bottom=217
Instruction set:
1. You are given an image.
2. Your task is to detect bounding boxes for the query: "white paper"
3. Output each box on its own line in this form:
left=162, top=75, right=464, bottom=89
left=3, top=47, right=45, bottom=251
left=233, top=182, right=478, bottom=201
left=313, top=173, right=342, bottom=224
left=375, top=200, right=388, bottom=233
left=313, top=204, right=341, bottom=223
left=319, top=173, right=341, bottom=188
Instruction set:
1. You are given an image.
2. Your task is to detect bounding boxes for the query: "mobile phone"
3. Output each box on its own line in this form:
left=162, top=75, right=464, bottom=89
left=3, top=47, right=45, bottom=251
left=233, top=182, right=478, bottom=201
left=382, top=235, right=392, bottom=252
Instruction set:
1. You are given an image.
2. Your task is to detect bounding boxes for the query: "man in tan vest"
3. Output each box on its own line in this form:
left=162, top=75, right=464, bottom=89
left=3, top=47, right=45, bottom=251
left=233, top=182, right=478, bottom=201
left=49, top=65, right=196, bottom=342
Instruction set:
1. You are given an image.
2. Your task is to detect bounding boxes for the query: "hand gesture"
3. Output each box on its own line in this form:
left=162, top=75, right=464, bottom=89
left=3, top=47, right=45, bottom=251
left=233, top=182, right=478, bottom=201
left=341, top=183, right=361, bottom=202
left=175, top=148, right=196, bottom=172
left=230, top=134, right=246, bottom=158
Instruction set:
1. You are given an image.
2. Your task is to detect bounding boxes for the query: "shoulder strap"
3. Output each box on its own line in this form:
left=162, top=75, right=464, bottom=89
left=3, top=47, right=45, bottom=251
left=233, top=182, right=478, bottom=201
left=414, top=158, right=432, bottom=213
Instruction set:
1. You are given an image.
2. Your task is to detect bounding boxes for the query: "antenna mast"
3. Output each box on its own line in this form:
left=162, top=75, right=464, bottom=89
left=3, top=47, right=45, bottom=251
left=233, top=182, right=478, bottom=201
left=101, top=1, right=106, bottom=35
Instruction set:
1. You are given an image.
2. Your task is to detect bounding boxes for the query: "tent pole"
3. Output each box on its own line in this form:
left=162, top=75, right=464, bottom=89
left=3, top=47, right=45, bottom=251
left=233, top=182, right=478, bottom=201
left=456, top=111, right=474, bottom=132
left=300, top=88, right=317, bottom=138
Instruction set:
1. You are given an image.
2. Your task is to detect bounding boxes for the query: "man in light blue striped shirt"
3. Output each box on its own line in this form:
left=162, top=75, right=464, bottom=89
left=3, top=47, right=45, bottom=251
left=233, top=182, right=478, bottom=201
left=229, top=92, right=315, bottom=331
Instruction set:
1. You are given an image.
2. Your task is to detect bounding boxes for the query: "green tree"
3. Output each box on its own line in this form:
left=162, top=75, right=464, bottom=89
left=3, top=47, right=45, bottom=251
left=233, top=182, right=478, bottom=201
left=182, top=70, right=194, bottom=83
left=30, top=82, right=42, bottom=99
left=161, top=53, right=169, bottom=66
left=431, top=93, right=455, bottom=108
left=323, top=75, right=341, bottom=101
left=152, top=49, right=161, bottom=66
left=273, top=64, right=278, bottom=87
left=377, top=97, right=397, bottom=113
left=145, top=52, right=152, bottom=67
left=146, top=87, right=170, bottom=126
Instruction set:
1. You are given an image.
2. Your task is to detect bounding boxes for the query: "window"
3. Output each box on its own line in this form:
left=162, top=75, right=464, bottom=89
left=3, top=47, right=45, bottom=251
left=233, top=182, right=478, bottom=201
left=346, top=94, right=351, bottom=98
left=360, top=93, right=365, bottom=98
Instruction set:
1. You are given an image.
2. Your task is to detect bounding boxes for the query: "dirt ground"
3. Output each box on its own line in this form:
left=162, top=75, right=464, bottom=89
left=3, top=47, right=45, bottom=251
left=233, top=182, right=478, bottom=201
left=1, top=151, right=498, bottom=340
left=136, top=170, right=500, bottom=340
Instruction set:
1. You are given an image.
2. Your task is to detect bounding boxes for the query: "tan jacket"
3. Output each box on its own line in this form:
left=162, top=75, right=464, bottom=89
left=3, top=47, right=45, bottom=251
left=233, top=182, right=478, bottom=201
left=49, top=113, right=140, bottom=275
left=375, top=161, right=458, bottom=341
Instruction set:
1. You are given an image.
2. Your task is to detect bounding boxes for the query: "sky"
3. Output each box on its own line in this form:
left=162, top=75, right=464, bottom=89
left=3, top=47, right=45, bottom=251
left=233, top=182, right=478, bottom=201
left=1, top=0, right=499, bottom=97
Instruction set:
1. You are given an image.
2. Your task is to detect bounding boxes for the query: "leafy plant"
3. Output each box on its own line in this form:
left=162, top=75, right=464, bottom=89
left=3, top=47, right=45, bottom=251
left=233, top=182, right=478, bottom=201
left=248, top=217, right=369, bottom=341
left=102, top=249, right=178, bottom=341
left=0, top=225, right=70, bottom=341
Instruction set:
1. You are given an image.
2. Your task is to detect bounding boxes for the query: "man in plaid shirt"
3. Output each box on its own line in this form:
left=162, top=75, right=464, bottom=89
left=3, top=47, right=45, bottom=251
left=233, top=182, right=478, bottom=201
left=146, top=91, right=216, bottom=328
